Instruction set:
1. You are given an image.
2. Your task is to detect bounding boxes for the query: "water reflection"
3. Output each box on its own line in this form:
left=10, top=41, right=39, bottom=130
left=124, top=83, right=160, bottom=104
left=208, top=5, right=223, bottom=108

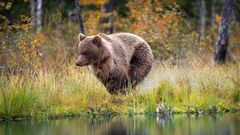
left=0, top=113, right=239, bottom=135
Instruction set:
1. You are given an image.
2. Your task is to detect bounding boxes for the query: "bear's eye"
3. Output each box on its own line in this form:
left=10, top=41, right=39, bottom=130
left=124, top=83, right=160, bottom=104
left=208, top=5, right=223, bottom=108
left=81, top=52, right=87, bottom=55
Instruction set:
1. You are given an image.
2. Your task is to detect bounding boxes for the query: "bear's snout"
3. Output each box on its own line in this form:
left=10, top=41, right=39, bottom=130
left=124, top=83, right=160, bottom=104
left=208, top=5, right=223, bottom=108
left=75, top=60, right=87, bottom=66
left=75, top=56, right=90, bottom=66
left=75, top=61, right=82, bottom=66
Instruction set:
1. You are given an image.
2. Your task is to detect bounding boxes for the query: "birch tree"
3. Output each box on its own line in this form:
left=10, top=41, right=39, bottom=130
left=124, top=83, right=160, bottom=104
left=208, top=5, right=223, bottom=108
left=197, top=0, right=206, bottom=37
left=36, top=0, right=42, bottom=31
left=30, top=0, right=42, bottom=31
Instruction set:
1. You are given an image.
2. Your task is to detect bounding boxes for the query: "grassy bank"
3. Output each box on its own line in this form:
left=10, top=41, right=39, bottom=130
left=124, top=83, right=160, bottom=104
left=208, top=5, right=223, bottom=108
left=0, top=60, right=240, bottom=120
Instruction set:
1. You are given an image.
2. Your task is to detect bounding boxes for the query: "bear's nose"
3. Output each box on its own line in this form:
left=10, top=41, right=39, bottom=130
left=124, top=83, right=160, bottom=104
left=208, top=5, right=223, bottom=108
left=75, top=61, right=81, bottom=66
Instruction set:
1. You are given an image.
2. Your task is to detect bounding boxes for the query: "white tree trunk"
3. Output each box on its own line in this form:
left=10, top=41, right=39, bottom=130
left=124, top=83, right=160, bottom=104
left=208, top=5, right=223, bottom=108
left=197, top=0, right=206, bottom=37
left=36, top=0, right=42, bottom=31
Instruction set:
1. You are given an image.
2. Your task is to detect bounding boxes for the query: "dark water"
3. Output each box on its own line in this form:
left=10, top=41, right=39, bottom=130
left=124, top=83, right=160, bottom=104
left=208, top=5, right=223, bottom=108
left=0, top=113, right=239, bottom=135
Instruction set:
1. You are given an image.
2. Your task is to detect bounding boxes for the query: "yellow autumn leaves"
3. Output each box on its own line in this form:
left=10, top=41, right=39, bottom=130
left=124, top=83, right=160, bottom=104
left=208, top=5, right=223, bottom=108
left=18, top=33, right=45, bottom=68
left=81, top=0, right=108, bottom=5
left=127, top=0, right=181, bottom=57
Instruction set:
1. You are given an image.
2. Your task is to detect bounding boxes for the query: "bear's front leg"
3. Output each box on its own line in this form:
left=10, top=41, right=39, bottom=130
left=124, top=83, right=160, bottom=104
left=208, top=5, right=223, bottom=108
left=106, top=79, right=115, bottom=90
left=128, top=64, right=138, bottom=87
left=105, top=78, right=118, bottom=93
left=105, top=77, right=128, bottom=94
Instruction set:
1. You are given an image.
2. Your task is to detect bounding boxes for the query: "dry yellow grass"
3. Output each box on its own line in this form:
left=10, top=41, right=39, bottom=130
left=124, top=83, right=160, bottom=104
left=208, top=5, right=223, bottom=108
left=0, top=57, right=239, bottom=119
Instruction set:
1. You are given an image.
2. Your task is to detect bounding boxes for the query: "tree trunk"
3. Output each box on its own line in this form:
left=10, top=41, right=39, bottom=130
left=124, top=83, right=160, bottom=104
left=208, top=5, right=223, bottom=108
left=100, top=0, right=114, bottom=34
left=197, top=0, right=206, bottom=37
left=60, top=0, right=66, bottom=19
left=213, top=0, right=235, bottom=64
left=30, top=0, right=36, bottom=25
left=75, top=0, right=84, bottom=34
left=211, top=0, right=216, bottom=26
left=99, top=3, right=109, bottom=33
left=109, top=0, right=114, bottom=34
left=60, top=0, right=66, bottom=11
left=36, top=0, right=42, bottom=31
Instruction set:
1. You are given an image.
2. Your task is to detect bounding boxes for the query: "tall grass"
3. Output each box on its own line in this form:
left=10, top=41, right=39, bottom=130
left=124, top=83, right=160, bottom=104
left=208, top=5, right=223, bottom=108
left=0, top=67, right=112, bottom=119
left=0, top=59, right=239, bottom=119
left=137, top=59, right=240, bottom=113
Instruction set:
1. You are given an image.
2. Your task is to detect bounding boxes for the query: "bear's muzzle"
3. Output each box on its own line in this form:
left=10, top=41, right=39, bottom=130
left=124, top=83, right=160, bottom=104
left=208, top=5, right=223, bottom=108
left=75, top=56, right=90, bottom=66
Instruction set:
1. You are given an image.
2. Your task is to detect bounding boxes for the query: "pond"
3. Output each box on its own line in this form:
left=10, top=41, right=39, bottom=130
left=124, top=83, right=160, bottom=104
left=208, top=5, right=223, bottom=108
left=0, top=113, right=239, bottom=135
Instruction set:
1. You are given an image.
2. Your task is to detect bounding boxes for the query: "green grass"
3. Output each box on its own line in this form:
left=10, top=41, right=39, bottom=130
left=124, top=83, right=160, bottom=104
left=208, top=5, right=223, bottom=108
left=0, top=62, right=239, bottom=120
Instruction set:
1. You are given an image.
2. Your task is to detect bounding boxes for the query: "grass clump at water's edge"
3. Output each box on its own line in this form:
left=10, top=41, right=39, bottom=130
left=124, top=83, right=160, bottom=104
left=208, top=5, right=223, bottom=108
left=0, top=63, right=239, bottom=121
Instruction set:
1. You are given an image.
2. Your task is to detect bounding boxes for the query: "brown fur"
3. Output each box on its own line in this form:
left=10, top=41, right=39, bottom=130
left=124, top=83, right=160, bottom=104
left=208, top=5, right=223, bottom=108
left=76, top=32, right=153, bottom=94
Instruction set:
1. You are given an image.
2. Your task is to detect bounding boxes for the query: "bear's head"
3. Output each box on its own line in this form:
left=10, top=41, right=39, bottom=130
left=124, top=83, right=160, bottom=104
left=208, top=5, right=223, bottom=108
left=75, top=33, right=111, bottom=66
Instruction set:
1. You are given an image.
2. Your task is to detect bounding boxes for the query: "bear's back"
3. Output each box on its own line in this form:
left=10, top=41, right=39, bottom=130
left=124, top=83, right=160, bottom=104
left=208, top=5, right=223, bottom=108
left=102, top=33, right=148, bottom=63
left=109, top=32, right=146, bottom=48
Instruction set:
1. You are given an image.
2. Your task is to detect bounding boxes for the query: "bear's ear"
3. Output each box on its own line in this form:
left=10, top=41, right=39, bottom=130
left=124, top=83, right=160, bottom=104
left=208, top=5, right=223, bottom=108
left=92, top=35, right=102, bottom=46
left=78, top=33, right=86, bottom=41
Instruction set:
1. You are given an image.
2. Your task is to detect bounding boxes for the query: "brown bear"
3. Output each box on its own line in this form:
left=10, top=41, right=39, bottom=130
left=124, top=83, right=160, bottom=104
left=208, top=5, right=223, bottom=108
left=76, top=32, right=153, bottom=94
